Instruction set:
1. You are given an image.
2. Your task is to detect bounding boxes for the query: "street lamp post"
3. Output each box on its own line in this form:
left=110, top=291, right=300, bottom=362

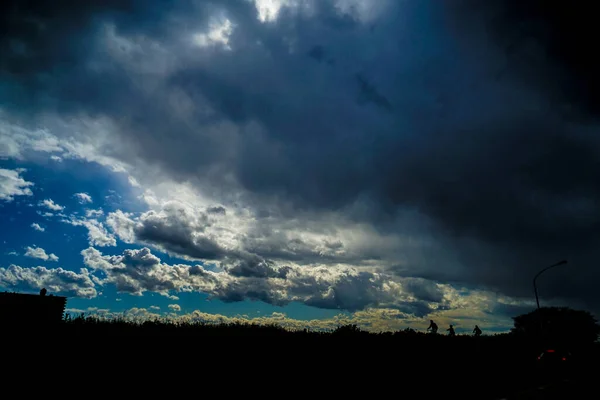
left=533, top=260, right=568, bottom=310
left=532, top=260, right=567, bottom=338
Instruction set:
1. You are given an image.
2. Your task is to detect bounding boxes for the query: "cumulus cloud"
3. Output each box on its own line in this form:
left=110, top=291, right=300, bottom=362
left=105, top=199, right=405, bottom=269
left=0, top=168, right=33, bottom=201
left=2, top=0, right=600, bottom=313
left=106, top=202, right=228, bottom=260
left=85, top=209, right=104, bottom=218
left=31, top=223, right=45, bottom=232
left=0, top=264, right=97, bottom=298
left=64, top=217, right=116, bottom=247
left=168, top=304, right=181, bottom=312
left=79, top=246, right=511, bottom=316
left=39, top=199, right=64, bottom=211
left=74, top=192, right=93, bottom=204
left=24, top=246, right=59, bottom=262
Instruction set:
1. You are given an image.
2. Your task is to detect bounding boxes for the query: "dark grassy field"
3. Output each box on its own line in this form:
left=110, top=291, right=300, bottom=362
left=5, top=315, right=597, bottom=399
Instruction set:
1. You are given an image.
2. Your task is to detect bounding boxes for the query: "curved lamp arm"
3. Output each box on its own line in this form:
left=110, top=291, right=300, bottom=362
left=533, top=260, right=568, bottom=310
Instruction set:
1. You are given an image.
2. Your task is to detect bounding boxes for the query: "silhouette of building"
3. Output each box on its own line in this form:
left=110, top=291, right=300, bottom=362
left=0, top=291, right=67, bottom=324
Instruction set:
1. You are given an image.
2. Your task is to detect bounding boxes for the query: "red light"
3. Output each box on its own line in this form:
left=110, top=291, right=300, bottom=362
left=547, top=349, right=555, bottom=353
left=562, top=357, right=566, bottom=361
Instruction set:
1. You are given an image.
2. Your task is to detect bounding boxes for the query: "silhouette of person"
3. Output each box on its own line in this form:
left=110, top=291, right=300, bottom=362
left=473, top=325, right=482, bottom=337
left=427, top=320, right=438, bottom=334
left=447, top=324, right=456, bottom=336
left=40, top=288, right=47, bottom=296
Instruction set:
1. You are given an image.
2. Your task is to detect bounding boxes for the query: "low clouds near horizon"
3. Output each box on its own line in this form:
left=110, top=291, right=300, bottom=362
left=1, top=0, right=600, bottom=325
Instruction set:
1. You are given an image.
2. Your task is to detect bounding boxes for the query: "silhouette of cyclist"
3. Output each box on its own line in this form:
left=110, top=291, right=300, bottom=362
left=427, top=320, right=438, bottom=334
left=447, top=324, right=456, bottom=337
left=473, top=325, right=482, bottom=337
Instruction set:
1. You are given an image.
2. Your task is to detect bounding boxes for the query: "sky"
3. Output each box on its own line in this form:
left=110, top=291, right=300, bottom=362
left=1, top=0, right=599, bottom=334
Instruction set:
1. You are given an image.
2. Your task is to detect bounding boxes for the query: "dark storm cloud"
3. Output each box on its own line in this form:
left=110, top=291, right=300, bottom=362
left=226, top=256, right=288, bottom=279
left=135, top=222, right=225, bottom=260
left=3, top=0, right=600, bottom=311
left=403, top=278, right=444, bottom=304
left=2, top=0, right=154, bottom=114
left=443, top=1, right=600, bottom=120
left=0, top=0, right=218, bottom=121
left=355, top=74, right=393, bottom=112
left=307, top=45, right=326, bottom=62
left=131, top=204, right=227, bottom=260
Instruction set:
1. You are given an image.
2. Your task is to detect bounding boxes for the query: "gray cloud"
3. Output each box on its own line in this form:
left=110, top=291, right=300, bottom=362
left=110, top=201, right=227, bottom=260
left=443, top=1, right=600, bottom=119
left=81, top=246, right=445, bottom=314
left=2, top=0, right=600, bottom=311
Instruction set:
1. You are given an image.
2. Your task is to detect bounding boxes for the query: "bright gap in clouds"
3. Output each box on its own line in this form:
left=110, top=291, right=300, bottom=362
left=253, top=0, right=288, bottom=22
left=250, top=0, right=388, bottom=23
left=193, top=18, right=235, bottom=50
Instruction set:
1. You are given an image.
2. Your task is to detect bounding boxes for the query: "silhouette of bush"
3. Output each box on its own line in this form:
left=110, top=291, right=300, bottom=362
left=512, top=306, right=600, bottom=348
left=332, top=324, right=368, bottom=336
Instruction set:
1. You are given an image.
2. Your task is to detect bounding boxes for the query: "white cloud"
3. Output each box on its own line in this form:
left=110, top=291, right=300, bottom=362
left=250, top=0, right=318, bottom=23
left=0, top=119, right=63, bottom=160
left=332, top=0, right=390, bottom=24
left=252, top=0, right=288, bottom=22
left=64, top=217, right=116, bottom=247
left=0, top=114, right=132, bottom=180
left=74, top=192, right=93, bottom=204
left=168, top=304, right=181, bottom=312
left=24, top=246, right=59, bottom=262
left=80, top=246, right=459, bottom=315
left=85, top=208, right=104, bottom=218
left=0, top=264, right=97, bottom=298
left=192, top=17, right=235, bottom=50
left=66, top=307, right=110, bottom=314
left=31, top=223, right=45, bottom=232
left=105, top=210, right=137, bottom=243
left=0, top=168, right=33, bottom=201
left=104, top=197, right=430, bottom=278
left=128, top=176, right=141, bottom=188
left=40, top=199, right=64, bottom=211
left=249, top=0, right=386, bottom=24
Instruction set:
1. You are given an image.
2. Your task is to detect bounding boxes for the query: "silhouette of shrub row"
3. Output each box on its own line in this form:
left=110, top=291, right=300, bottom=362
left=3, top=306, right=598, bottom=399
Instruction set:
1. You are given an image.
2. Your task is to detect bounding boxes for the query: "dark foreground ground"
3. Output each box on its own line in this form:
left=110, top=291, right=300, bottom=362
left=4, top=319, right=598, bottom=399
left=500, top=378, right=594, bottom=400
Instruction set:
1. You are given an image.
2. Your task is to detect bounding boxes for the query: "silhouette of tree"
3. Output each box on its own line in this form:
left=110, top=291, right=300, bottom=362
left=332, top=324, right=368, bottom=336
left=511, top=307, right=600, bottom=347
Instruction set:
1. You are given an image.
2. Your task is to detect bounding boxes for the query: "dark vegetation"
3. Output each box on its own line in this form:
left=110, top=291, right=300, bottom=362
left=4, top=305, right=598, bottom=399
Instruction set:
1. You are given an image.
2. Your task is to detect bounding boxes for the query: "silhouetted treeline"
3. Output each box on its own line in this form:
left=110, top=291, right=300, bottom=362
left=5, top=314, right=598, bottom=399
